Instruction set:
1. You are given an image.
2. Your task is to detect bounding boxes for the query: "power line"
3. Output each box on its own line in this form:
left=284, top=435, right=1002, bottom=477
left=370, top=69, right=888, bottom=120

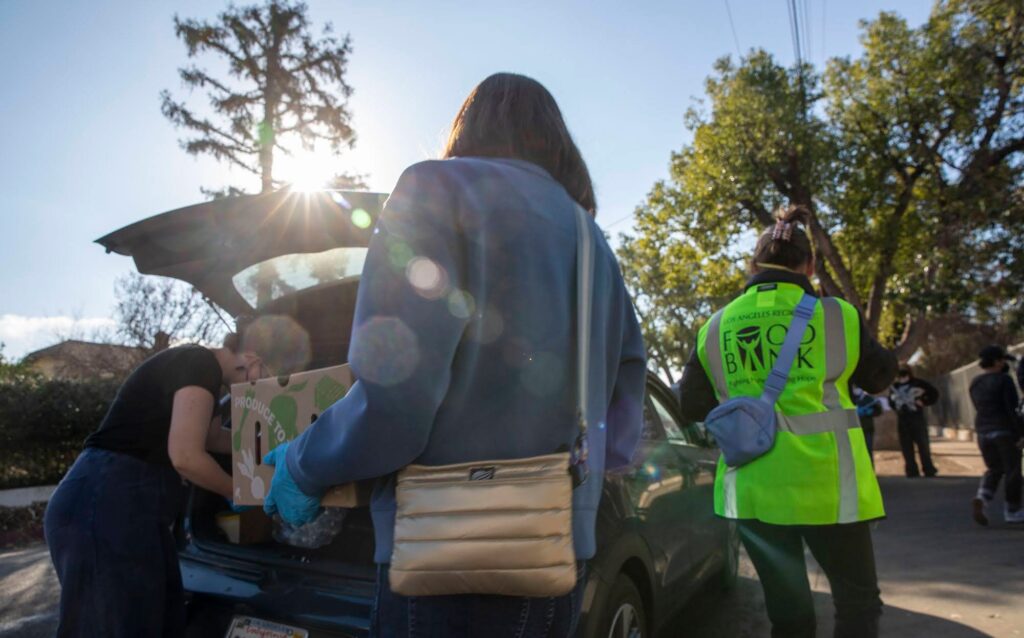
left=820, top=0, right=827, bottom=64
left=788, top=0, right=809, bottom=117
left=604, top=213, right=635, bottom=230
left=788, top=0, right=803, bottom=67
left=723, top=0, right=742, bottom=58
left=802, top=0, right=813, bottom=65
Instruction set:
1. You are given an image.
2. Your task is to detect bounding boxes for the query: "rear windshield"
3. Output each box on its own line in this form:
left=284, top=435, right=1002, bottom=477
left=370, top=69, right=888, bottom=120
left=233, top=246, right=368, bottom=308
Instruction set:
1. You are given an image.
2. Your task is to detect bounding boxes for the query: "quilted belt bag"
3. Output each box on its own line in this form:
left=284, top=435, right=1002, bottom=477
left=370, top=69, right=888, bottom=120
left=389, top=203, right=595, bottom=597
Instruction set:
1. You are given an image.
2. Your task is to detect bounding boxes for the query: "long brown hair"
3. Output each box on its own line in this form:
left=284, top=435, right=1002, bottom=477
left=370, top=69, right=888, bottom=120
left=442, top=73, right=597, bottom=213
left=750, top=205, right=814, bottom=273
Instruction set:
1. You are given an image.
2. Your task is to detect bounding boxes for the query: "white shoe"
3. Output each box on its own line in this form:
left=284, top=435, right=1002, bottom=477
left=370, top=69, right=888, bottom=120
left=1005, top=507, right=1024, bottom=524
left=973, top=497, right=989, bottom=526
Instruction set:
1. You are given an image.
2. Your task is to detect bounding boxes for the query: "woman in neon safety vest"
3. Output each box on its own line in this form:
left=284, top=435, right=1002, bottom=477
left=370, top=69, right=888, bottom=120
left=677, top=206, right=897, bottom=638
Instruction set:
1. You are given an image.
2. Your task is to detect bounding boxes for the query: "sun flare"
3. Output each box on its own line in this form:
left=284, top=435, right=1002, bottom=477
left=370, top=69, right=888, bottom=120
left=280, top=149, right=338, bottom=192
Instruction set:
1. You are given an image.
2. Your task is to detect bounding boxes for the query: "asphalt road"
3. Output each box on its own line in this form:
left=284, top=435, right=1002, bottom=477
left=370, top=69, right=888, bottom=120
left=672, top=441, right=1024, bottom=637
left=0, top=544, right=58, bottom=637
left=3, top=439, right=1022, bottom=637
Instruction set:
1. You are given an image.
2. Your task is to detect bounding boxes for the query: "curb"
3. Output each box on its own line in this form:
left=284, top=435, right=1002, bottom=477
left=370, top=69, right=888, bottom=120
left=0, top=485, right=57, bottom=508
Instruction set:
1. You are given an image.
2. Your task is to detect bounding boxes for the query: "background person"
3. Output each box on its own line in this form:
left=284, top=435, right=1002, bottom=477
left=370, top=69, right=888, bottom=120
left=853, top=386, right=883, bottom=464
left=261, top=73, right=646, bottom=638
left=43, top=333, right=265, bottom=637
left=889, top=365, right=940, bottom=477
left=969, top=345, right=1024, bottom=525
left=677, top=206, right=897, bottom=638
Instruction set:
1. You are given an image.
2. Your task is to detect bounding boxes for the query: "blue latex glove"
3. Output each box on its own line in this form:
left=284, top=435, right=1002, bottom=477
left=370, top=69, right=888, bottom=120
left=263, top=442, right=322, bottom=525
left=856, top=404, right=870, bottom=417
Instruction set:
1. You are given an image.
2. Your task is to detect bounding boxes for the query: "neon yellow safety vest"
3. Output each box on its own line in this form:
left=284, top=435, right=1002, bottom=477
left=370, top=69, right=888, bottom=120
left=696, top=281, right=885, bottom=525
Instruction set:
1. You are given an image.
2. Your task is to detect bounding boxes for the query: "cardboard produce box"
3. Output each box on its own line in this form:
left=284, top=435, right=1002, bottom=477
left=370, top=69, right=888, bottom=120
left=231, top=364, right=370, bottom=507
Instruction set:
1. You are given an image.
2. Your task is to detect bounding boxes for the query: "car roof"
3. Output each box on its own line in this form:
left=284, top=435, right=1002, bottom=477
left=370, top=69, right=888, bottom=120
left=96, top=189, right=388, bottom=316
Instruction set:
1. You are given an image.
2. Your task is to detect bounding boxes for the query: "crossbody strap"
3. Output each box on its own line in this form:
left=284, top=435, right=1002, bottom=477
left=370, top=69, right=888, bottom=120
left=760, top=293, right=818, bottom=405
left=574, top=204, right=594, bottom=436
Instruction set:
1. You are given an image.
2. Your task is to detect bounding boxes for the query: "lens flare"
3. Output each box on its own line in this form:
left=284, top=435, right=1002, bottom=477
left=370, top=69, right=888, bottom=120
left=352, top=208, right=372, bottom=229
left=241, top=314, right=312, bottom=374
left=388, top=241, right=414, bottom=271
left=406, top=257, right=448, bottom=299
left=447, top=290, right=476, bottom=319
left=349, top=316, right=420, bottom=386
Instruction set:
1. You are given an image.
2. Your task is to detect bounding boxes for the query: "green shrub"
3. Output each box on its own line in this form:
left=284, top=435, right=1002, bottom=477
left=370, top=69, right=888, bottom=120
left=0, top=379, right=119, bottom=488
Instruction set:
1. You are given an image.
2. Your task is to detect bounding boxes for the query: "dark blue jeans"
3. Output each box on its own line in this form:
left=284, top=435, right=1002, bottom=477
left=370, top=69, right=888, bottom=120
left=44, top=447, right=186, bottom=638
left=371, top=562, right=586, bottom=638
left=977, top=431, right=1022, bottom=509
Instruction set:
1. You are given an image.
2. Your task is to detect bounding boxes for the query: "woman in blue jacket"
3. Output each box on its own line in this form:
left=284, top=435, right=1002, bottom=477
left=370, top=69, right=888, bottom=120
left=263, top=73, right=647, bottom=637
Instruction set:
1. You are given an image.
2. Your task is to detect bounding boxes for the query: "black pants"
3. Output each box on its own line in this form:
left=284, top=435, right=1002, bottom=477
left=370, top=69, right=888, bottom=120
left=738, top=520, right=882, bottom=638
left=897, top=414, right=936, bottom=476
left=977, top=432, right=1022, bottom=510
left=862, top=426, right=875, bottom=465
left=44, top=448, right=186, bottom=638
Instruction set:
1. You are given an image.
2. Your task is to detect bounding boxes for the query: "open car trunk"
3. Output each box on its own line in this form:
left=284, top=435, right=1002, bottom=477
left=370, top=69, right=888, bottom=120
left=96, top=190, right=389, bottom=580
left=96, top=189, right=387, bottom=316
left=185, top=280, right=376, bottom=578
left=185, top=457, right=377, bottom=579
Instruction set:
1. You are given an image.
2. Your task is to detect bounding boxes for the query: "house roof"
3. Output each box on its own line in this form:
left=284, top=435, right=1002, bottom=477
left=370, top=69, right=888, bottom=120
left=22, top=340, right=145, bottom=372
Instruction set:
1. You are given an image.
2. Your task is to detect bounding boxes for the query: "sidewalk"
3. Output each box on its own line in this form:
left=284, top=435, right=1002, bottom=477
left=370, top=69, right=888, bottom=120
left=0, top=486, right=56, bottom=509
left=874, top=438, right=987, bottom=478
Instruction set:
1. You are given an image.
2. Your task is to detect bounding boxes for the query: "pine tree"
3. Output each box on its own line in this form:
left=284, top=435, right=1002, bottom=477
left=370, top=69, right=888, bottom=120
left=161, top=1, right=356, bottom=194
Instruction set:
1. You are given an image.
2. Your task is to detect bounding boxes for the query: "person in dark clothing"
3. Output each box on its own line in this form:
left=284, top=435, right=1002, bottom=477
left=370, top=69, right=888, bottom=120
left=676, top=206, right=897, bottom=638
left=853, top=387, right=883, bottom=463
left=969, top=345, right=1024, bottom=525
left=44, top=336, right=266, bottom=637
left=889, top=365, right=940, bottom=477
left=1016, top=356, right=1024, bottom=417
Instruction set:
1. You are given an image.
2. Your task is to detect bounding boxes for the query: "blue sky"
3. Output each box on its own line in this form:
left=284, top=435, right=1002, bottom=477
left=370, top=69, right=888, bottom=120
left=0, top=0, right=933, bottom=358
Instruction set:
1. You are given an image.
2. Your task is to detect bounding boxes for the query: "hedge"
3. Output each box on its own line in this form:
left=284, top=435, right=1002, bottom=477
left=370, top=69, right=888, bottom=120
left=0, top=379, right=119, bottom=489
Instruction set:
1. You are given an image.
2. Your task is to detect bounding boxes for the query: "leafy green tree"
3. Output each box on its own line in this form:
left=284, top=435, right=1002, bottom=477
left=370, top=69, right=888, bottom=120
left=161, top=0, right=357, bottom=194
left=617, top=183, right=744, bottom=381
left=621, top=0, right=1023, bottom=367
left=0, top=345, right=39, bottom=385
left=825, top=1, right=1024, bottom=349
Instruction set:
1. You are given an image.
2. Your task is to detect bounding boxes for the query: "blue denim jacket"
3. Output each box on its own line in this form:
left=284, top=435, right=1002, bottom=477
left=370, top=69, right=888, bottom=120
left=287, top=157, right=646, bottom=562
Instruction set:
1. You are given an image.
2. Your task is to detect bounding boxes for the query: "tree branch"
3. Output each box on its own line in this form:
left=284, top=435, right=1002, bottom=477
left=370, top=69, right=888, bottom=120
left=739, top=199, right=774, bottom=226
left=814, top=252, right=844, bottom=298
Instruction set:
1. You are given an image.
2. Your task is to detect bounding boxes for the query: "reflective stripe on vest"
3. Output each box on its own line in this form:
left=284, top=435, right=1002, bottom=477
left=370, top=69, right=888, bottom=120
left=821, top=297, right=859, bottom=522
left=722, top=466, right=739, bottom=518
left=703, top=309, right=730, bottom=400
left=703, top=290, right=866, bottom=524
left=821, top=298, right=847, bottom=410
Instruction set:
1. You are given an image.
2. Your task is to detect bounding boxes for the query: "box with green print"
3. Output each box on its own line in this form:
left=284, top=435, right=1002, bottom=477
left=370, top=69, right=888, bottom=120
left=230, top=364, right=368, bottom=507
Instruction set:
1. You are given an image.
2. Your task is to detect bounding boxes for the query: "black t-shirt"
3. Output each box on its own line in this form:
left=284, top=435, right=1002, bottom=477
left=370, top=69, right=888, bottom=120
left=85, top=345, right=223, bottom=466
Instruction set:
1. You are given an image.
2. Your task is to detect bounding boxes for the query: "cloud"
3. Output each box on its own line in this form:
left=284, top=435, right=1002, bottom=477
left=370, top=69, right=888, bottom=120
left=0, top=315, right=116, bottom=360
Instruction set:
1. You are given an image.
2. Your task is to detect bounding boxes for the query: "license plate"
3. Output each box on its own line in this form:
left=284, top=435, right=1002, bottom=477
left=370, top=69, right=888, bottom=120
left=225, top=616, right=309, bottom=638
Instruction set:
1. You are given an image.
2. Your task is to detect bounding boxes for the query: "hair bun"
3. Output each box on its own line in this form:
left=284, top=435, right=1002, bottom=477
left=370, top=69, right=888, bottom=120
left=777, top=204, right=811, bottom=227
left=750, top=204, right=814, bottom=272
